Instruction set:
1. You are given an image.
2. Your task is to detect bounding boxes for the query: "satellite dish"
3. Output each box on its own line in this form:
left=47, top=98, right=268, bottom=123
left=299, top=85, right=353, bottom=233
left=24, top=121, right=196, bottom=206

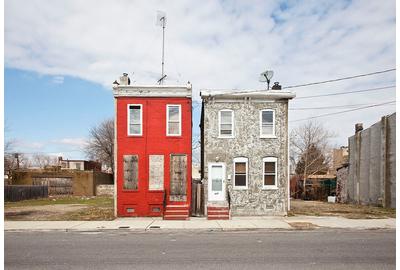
left=259, top=70, right=274, bottom=82
left=156, top=11, right=167, bottom=26
left=259, top=70, right=274, bottom=89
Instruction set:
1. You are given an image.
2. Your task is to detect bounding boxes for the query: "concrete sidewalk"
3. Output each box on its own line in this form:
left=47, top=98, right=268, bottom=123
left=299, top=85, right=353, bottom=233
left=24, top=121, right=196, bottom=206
left=4, top=216, right=396, bottom=232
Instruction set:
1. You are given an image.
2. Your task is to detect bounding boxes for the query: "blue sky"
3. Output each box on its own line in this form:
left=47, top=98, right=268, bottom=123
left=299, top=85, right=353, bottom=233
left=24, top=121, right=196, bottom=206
left=5, top=68, right=114, bottom=158
left=4, top=0, right=396, bottom=161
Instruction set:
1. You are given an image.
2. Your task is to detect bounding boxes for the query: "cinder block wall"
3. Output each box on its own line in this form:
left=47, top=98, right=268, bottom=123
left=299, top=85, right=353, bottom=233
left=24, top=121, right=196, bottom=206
left=12, top=169, right=112, bottom=196
left=347, top=113, right=396, bottom=208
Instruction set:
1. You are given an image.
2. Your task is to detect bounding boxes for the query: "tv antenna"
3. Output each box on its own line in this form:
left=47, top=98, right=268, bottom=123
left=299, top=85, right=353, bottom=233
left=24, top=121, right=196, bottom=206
left=156, top=11, right=167, bottom=85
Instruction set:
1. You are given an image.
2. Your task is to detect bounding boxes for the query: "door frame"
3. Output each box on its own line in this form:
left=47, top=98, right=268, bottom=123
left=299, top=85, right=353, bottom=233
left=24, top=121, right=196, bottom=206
left=208, top=162, right=226, bottom=202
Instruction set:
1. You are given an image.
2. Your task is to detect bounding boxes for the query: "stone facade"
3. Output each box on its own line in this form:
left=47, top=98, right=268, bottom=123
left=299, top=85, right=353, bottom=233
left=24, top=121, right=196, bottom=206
left=201, top=90, right=295, bottom=216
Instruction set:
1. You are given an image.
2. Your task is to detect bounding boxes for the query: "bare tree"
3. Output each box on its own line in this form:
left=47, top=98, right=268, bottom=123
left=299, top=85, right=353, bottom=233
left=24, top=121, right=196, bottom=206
left=84, top=118, right=114, bottom=174
left=32, top=153, right=58, bottom=168
left=290, top=120, right=335, bottom=198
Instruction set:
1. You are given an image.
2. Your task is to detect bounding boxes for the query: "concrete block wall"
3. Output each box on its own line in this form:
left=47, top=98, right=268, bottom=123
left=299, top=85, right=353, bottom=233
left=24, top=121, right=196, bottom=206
left=347, top=113, right=396, bottom=208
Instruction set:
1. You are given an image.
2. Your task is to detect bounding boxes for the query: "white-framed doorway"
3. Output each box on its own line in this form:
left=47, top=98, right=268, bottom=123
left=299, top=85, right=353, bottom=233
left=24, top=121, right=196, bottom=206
left=208, top=163, right=226, bottom=202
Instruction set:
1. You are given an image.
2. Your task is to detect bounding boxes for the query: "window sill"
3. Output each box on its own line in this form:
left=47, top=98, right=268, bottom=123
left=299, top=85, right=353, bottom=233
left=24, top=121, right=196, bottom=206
left=233, top=187, right=248, bottom=190
left=127, top=135, right=144, bottom=138
left=218, top=136, right=235, bottom=139
left=262, top=186, right=278, bottom=190
left=167, top=134, right=182, bottom=137
left=260, top=135, right=277, bottom=139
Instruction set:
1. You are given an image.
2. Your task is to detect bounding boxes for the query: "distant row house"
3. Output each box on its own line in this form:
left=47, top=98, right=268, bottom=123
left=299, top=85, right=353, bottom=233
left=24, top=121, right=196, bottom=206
left=113, top=73, right=295, bottom=219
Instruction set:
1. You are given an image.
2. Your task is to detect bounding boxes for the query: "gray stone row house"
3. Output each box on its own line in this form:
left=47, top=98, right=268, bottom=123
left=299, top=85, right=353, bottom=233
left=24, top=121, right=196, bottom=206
left=200, top=89, right=295, bottom=219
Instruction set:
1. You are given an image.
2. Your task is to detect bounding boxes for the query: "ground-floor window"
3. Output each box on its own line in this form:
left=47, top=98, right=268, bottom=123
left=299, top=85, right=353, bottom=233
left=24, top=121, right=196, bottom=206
left=263, top=157, right=277, bottom=189
left=233, top=157, right=248, bottom=189
left=123, top=155, right=138, bottom=190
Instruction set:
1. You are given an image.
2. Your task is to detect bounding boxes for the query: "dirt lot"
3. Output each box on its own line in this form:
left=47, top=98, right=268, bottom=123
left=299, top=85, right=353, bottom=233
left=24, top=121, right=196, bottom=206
left=289, top=199, right=396, bottom=219
left=5, top=196, right=114, bottom=221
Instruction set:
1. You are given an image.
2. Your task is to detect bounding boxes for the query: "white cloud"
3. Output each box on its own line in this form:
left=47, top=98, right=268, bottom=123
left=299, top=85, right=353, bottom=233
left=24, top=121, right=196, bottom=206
left=52, top=137, right=88, bottom=147
left=52, top=75, right=64, bottom=84
left=4, top=0, right=396, bottom=146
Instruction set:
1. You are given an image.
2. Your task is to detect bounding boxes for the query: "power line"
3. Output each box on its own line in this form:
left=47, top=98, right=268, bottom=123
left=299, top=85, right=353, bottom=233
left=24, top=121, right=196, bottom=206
left=290, top=101, right=396, bottom=123
left=283, top=68, right=396, bottom=89
left=289, top=102, right=384, bottom=110
left=295, top=85, right=395, bottom=100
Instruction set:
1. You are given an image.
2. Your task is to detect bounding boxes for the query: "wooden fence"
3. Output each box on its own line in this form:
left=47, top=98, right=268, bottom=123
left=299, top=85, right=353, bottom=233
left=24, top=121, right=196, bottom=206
left=5, top=185, right=48, bottom=202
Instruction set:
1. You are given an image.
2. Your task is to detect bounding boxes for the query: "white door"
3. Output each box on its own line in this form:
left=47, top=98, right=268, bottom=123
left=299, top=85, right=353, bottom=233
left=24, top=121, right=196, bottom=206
left=208, top=163, right=225, bottom=201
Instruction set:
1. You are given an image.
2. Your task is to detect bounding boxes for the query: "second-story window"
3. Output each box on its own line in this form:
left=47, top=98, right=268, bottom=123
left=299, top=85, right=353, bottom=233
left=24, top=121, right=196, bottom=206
left=260, top=109, right=275, bottom=137
left=219, top=110, right=234, bottom=138
left=128, top=104, right=142, bottom=136
left=167, top=105, right=181, bottom=136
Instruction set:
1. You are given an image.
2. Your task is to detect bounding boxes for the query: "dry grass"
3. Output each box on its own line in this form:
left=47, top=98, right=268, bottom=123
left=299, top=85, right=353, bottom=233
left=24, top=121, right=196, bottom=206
left=5, top=196, right=115, bottom=221
left=289, top=199, right=395, bottom=219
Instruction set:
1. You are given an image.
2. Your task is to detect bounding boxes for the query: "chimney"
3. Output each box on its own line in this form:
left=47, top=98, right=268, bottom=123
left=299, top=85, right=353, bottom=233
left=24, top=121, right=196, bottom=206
left=355, top=123, right=363, bottom=133
left=119, top=73, right=130, bottom=86
left=271, top=82, right=282, bottom=90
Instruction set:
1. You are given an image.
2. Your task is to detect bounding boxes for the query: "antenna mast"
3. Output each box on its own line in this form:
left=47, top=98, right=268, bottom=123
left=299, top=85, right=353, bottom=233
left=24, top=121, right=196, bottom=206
left=156, top=11, right=167, bottom=85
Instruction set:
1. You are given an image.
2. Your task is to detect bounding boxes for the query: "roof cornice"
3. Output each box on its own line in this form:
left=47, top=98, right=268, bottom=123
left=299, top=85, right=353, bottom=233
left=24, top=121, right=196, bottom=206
left=200, top=89, right=296, bottom=100
left=113, top=84, right=192, bottom=98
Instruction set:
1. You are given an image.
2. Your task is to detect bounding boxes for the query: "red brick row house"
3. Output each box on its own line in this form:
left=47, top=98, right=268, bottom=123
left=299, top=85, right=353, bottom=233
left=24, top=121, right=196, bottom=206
left=113, top=76, right=192, bottom=219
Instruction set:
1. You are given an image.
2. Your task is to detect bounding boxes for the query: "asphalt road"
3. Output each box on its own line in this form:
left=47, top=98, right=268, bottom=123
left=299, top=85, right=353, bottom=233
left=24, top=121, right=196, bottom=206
left=5, top=229, right=395, bottom=270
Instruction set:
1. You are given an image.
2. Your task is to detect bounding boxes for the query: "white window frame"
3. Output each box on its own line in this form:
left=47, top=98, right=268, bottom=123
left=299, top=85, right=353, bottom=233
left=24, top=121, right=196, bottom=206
left=166, top=104, right=182, bottom=136
left=127, top=104, right=143, bottom=136
left=233, top=157, right=248, bottom=189
left=218, top=109, right=234, bottom=138
left=262, top=157, right=278, bottom=189
left=260, top=109, right=276, bottom=138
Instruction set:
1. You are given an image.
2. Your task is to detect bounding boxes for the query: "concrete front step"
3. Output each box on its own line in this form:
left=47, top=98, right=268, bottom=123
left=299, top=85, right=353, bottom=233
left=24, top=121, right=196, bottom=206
left=208, top=210, right=229, bottom=214
left=207, top=215, right=230, bottom=220
left=163, top=215, right=190, bottom=220
left=164, top=204, right=190, bottom=220
left=207, top=206, right=230, bottom=220
left=207, top=206, right=229, bottom=211
left=164, top=210, right=189, bottom=216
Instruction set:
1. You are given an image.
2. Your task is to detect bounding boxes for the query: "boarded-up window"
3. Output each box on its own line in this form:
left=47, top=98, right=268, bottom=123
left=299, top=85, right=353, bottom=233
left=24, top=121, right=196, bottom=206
left=170, top=155, right=187, bottom=201
left=263, top=157, right=277, bottom=188
left=128, top=105, right=142, bottom=135
left=149, top=155, right=164, bottom=190
left=167, top=105, right=181, bottom=136
left=124, top=155, right=138, bottom=190
left=234, top=157, right=248, bottom=188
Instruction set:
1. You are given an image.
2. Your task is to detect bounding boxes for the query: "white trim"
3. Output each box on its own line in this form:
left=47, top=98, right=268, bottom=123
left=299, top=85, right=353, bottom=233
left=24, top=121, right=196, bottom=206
left=218, top=109, right=234, bottom=138
left=233, top=157, right=248, bottom=190
left=127, top=104, right=143, bottom=136
left=207, top=162, right=226, bottom=202
left=260, top=109, right=276, bottom=138
left=262, top=157, right=278, bottom=189
left=166, top=104, right=182, bottom=136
